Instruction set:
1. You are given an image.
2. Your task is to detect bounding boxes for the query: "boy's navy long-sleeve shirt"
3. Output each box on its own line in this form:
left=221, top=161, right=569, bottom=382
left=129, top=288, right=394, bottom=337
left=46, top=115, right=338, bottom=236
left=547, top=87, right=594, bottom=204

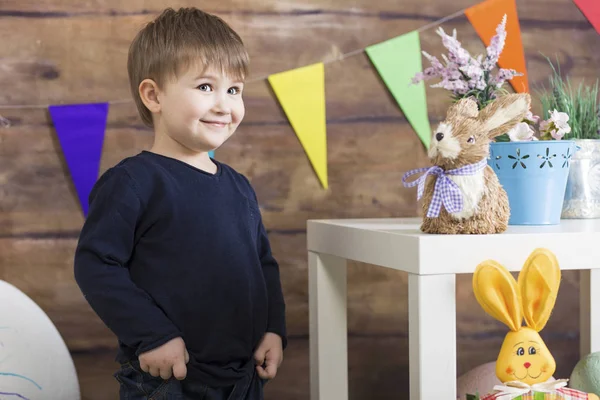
left=74, top=151, right=286, bottom=387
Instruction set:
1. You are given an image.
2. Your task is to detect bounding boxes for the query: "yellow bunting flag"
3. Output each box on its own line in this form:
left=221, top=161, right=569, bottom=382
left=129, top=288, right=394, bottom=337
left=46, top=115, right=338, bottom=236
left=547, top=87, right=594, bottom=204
left=268, top=63, right=328, bottom=189
left=466, top=0, right=529, bottom=93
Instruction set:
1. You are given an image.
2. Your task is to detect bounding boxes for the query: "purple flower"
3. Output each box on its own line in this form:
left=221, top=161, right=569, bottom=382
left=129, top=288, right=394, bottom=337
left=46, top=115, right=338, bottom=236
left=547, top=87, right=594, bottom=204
left=422, top=51, right=445, bottom=72
left=411, top=14, right=524, bottom=108
left=412, top=51, right=446, bottom=84
left=483, top=15, right=507, bottom=71
left=431, top=78, right=469, bottom=94
left=460, top=63, right=485, bottom=90
left=436, top=27, right=473, bottom=68
left=411, top=72, right=426, bottom=84
left=489, top=68, right=523, bottom=88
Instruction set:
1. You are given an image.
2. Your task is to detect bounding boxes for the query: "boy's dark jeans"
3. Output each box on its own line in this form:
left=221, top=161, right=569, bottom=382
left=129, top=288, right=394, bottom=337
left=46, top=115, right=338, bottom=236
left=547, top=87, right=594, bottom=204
left=114, top=360, right=266, bottom=400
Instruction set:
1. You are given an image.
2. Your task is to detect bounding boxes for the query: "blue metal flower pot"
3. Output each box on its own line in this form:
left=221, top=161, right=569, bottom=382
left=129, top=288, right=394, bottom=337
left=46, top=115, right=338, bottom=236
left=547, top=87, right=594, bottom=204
left=489, top=140, right=577, bottom=225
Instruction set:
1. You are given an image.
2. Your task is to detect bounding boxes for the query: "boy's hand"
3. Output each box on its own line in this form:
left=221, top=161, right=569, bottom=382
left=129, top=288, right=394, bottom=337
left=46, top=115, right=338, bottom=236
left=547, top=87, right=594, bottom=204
left=254, top=332, right=283, bottom=380
left=139, top=337, right=189, bottom=380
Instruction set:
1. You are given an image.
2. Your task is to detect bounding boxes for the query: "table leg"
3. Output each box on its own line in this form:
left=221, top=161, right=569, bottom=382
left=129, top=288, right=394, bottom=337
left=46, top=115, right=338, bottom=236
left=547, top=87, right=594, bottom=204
left=580, top=269, right=600, bottom=357
left=309, top=252, right=348, bottom=400
left=409, top=273, right=456, bottom=400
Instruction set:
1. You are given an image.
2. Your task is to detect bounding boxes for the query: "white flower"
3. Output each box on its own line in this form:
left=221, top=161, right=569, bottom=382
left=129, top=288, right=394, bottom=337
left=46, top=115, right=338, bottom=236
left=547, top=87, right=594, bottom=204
left=540, top=110, right=571, bottom=140
left=549, top=109, right=571, bottom=136
left=524, top=111, right=540, bottom=125
left=508, top=122, right=536, bottom=141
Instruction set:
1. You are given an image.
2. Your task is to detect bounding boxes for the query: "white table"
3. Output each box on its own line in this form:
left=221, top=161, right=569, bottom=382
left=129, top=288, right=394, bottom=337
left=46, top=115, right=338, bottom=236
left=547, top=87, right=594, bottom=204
left=307, top=217, right=600, bottom=400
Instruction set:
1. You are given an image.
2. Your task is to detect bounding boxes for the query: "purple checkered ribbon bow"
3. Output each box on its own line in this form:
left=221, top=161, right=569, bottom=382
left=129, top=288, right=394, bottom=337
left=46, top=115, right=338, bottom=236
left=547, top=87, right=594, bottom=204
left=402, top=158, right=488, bottom=218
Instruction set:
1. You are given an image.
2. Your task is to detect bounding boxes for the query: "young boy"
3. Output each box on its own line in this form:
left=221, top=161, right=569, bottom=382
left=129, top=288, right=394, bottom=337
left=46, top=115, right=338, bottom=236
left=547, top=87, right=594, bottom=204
left=74, top=7, right=286, bottom=400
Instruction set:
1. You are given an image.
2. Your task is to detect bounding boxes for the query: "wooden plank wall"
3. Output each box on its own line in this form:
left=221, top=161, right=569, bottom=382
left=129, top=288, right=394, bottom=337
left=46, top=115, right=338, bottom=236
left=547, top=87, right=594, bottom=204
left=1, top=0, right=598, bottom=399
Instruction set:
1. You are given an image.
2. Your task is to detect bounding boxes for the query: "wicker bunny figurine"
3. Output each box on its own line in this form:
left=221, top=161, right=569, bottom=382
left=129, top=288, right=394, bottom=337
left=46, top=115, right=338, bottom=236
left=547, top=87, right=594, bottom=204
left=403, top=93, right=531, bottom=234
left=473, top=248, right=599, bottom=400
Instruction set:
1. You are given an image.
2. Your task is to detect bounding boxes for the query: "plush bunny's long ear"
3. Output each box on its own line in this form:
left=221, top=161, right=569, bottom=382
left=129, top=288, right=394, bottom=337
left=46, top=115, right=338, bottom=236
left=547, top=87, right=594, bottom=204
left=477, top=93, right=531, bottom=139
left=518, top=248, right=561, bottom=332
left=473, top=260, right=522, bottom=332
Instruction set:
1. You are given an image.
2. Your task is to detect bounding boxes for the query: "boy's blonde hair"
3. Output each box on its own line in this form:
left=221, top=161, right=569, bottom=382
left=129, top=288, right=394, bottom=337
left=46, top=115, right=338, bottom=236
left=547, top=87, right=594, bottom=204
left=128, top=8, right=249, bottom=127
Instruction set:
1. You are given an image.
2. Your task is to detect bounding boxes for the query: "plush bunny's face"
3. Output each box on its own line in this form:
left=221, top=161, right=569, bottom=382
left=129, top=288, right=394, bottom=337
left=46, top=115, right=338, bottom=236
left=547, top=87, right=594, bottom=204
left=496, top=328, right=555, bottom=385
left=428, top=94, right=531, bottom=170
left=473, top=248, right=561, bottom=385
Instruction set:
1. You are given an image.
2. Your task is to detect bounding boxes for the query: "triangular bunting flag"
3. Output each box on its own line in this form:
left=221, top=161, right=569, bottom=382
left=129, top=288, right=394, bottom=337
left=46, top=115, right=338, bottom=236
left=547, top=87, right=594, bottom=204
left=466, top=0, right=529, bottom=93
left=366, top=31, right=432, bottom=150
left=268, top=63, right=328, bottom=189
left=49, top=103, right=108, bottom=217
left=573, top=0, right=600, bottom=35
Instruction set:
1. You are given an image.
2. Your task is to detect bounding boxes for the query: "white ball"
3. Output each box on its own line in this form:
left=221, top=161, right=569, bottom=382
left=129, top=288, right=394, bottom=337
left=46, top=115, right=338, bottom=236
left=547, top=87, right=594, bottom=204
left=457, top=361, right=502, bottom=399
left=0, top=280, right=80, bottom=400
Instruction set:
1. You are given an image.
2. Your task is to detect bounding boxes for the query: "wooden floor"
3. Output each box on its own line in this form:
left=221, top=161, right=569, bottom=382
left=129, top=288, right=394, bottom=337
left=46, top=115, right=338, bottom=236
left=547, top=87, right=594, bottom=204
left=72, top=335, right=579, bottom=400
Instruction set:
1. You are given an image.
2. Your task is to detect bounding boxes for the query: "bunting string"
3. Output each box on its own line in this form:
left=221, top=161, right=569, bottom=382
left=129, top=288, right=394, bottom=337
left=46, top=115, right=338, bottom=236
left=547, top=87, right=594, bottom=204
left=572, top=0, right=600, bottom=35
left=4, top=0, right=594, bottom=213
left=0, top=5, right=470, bottom=111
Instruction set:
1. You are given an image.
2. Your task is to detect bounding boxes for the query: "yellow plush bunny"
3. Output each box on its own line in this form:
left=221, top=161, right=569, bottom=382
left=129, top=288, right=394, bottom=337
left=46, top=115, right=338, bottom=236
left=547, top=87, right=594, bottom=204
left=472, top=248, right=599, bottom=400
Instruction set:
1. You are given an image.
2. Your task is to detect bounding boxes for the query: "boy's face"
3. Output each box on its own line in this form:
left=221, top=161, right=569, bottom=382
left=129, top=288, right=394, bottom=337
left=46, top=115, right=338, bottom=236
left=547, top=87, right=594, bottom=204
left=156, top=65, right=245, bottom=153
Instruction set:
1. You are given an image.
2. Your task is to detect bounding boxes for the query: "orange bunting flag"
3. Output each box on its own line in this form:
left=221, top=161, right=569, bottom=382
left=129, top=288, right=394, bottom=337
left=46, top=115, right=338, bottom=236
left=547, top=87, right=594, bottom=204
left=466, top=0, right=529, bottom=93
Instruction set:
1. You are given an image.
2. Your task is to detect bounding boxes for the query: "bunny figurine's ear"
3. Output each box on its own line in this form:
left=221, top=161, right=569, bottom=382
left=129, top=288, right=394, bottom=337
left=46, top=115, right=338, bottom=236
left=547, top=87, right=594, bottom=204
left=477, top=93, right=531, bottom=139
left=473, top=260, right=522, bottom=332
left=447, top=97, right=479, bottom=119
left=518, top=248, right=561, bottom=332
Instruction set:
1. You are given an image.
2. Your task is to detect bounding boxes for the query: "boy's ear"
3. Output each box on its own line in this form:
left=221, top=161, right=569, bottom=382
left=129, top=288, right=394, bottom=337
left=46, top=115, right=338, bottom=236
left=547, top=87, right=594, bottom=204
left=139, top=79, right=161, bottom=113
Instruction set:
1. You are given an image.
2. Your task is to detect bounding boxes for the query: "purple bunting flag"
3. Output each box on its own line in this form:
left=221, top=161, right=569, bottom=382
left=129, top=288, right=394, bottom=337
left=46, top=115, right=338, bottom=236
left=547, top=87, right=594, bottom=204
left=49, top=103, right=108, bottom=217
